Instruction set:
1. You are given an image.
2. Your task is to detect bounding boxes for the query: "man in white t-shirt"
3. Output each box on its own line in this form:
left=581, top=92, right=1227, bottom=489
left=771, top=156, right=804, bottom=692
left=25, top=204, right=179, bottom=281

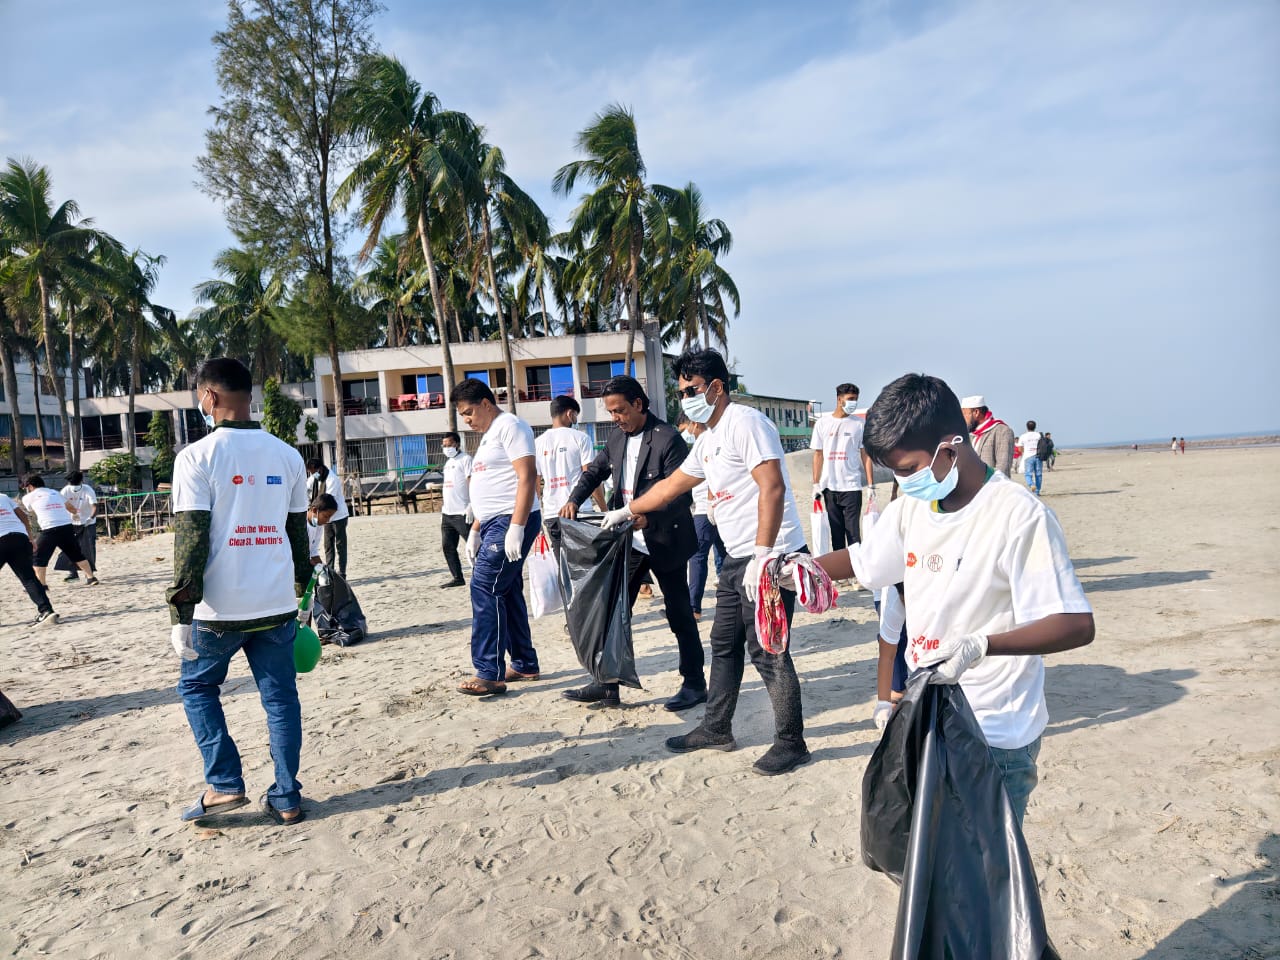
left=439, top=430, right=474, bottom=588
left=1017, top=420, right=1044, bottom=495
left=168, top=358, right=313, bottom=826
left=307, top=494, right=339, bottom=566
left=21, top=475, right=96, bottom=586
left=56, top=470, right=98, bottom=581
left=603, top=349, right=811, bottom=776
left=811, top=382, right=876, bottom=552
left=536, top=395, right=605, bottom=537
left=453, top=378, right=542, bottom=697
left=806, top=374, right=1094, bottom=823
left=0, top=492, right=58, bottom=625
left=305, top=459, right=351, bottom=575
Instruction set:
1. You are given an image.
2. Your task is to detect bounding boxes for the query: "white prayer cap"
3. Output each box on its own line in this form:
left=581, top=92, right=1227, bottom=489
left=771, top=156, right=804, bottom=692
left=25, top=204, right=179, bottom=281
left=959, top=395, right=984, bottom=409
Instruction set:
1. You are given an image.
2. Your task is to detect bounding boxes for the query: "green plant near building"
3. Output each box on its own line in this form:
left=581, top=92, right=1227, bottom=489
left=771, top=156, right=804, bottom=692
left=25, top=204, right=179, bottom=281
left=262, top=378, right=303, bottom=447
left=146, top=411, right=176, bottom=483
left=89, top=452, right=142, bottom=489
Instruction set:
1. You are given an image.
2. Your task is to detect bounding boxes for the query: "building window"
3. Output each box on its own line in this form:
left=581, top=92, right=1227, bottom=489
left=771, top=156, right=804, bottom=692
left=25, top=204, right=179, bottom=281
left=343, top=437, right=389, bottom=476
left=524, top=364, right=573, bottom=402
left=81, top=414, right=124, bottom=451
left=462, top=368, right=508, bottom=388
left=583, top=359, right=635, bottom=397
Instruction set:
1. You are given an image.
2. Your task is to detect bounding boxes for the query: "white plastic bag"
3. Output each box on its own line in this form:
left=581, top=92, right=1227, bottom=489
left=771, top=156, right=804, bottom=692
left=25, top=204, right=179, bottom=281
left=810, top=494, right=832, bottom=556
left=527, top=531, right=563, bottom=619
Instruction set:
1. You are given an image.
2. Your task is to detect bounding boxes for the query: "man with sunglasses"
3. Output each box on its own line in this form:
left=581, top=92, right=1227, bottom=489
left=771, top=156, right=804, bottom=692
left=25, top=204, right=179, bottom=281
left=600, top=350, right=810, bottom=775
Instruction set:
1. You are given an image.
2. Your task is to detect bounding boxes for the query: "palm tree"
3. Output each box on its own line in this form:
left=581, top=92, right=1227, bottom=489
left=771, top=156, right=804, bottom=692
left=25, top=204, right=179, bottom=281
left=553, top=105, right=651, bottom=372
left=0, top=159, right=114, bottom=471
left=338, top=54, right=475, bottom=431
left=193, top=244, right=289, bottom=383
left=649, top=182, right=739, bottom=351
left=0, top=299, right=28, bottom=474
left=355, top=235, right=412, bottom=348
left=105, top=247, right=169, bottom=467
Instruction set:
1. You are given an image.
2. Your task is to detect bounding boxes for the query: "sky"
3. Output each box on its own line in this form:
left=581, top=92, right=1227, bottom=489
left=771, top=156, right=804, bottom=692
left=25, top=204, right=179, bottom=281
left=2, top=0, right=1277, bottom=444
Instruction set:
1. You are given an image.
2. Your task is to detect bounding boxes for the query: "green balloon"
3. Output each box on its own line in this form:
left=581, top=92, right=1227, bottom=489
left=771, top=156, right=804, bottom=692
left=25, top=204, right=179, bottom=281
left=294, top=623, right=322, bottom=673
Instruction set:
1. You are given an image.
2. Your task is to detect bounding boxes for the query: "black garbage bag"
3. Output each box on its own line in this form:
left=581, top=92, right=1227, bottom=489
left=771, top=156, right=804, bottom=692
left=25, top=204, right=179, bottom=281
left=314, top=568, right=367, bottom=647
left=544, top=517, right=641, bottom=689
left=861, top=671, right=1059, bottom=960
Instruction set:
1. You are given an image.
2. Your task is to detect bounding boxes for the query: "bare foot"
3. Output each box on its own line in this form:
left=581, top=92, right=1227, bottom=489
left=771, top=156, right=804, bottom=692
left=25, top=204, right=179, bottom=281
left=204, top=788, right=246, bottom=808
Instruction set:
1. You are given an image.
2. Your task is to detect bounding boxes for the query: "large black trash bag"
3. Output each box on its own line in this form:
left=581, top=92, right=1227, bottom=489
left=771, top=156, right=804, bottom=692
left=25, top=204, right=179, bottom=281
left=861, top=672, right=1059, bottom=960
left=544, top=517, right=641, bottom=689
left=314, top=567, right=367, bottom=647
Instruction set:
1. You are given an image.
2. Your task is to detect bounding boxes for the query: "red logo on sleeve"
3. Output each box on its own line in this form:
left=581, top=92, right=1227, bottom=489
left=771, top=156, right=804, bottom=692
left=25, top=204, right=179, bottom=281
left=906, top=552, right=918, bottom=568
left=232, top=475, right=244, bottom=485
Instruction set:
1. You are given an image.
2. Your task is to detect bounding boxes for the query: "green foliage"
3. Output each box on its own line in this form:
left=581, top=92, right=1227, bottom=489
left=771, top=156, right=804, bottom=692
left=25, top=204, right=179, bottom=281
left=89, top=452, right=142, bottom=489
left=663, top=357, right=682, bottom=426
left=304, top=416, right=319, bottom=445
left=262, top=378, right=303, bottom=446
left=145, top=411, right=175, bottom=483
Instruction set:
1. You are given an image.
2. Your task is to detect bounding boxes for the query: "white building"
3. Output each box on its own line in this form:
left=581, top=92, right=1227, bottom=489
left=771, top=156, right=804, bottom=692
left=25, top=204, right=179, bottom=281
left=1, top=359, right=74, bottom=462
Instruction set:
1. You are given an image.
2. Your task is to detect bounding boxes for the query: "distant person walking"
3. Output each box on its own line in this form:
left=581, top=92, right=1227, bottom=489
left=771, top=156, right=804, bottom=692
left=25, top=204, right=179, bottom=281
left=810, top=382, right=875, bottom=551
left=55, top=471, right=98, bottom=581
left=960, top=396, right=1015, bottom=476
left=1171, top=437, right=1179, bottom=454
left=305, top=459, right=350, bottom=576
left=1043, top=432, right=1057, bottom=470
left=1018, top=421, right=1045, bottom=495
left=1179, top=437, right=1186, bottom=455
left=439, top=431, right=473, bottom=588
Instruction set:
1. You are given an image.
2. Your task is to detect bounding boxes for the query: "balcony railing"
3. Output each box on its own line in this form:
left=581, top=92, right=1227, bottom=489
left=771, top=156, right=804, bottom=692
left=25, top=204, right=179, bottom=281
left=325, top=397, right=381, bottom=417
left=389, top=392, right=446, bottom=412
left=81, top=434, right=125, bottom=452
left=580, top=377, right=646, bottom=399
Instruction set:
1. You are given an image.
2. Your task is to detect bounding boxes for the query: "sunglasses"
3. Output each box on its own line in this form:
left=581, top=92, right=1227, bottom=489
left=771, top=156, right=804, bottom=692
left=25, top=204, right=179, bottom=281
left=677, top=382, right=716, bottom=399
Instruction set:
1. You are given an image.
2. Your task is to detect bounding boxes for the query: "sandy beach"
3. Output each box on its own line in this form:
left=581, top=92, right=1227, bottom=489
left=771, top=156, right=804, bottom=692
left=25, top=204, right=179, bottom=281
left=1, top=446, right=1277, bottom=959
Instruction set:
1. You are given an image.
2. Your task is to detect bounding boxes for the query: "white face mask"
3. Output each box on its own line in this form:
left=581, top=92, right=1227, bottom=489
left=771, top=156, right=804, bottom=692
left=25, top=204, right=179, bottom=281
left=443, top=446, right=459, bottom=459
left=680, top=430, right=695, bottom=443
left=842, top=401, right=858, bottom=415
left=200, top=389, right=216, bottom=429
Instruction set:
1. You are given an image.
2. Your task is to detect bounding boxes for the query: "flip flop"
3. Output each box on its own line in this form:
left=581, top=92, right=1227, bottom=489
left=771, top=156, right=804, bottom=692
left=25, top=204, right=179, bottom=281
left=180, top=792, right=249, bottom=822
left=457, top=677, right=507, bottom=696
left=504, top=669, right=540, bottom=682
left=260, top=793, right=306, bottom=826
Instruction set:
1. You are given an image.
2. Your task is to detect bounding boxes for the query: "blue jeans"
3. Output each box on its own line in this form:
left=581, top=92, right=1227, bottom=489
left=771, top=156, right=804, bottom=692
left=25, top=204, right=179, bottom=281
left=990, top=736, right=1041, bottom=825
left=687, top=515, right=727, bottom=614
left=1023, top=455, right=1042, bottom=494
left=179, top=619, right=302, bottom=812
left=470, top=512, right=541, bottom=681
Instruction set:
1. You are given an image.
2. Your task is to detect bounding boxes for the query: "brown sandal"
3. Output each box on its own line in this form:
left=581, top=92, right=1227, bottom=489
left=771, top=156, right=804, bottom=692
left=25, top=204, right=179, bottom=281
left=458, top=677, right=507, bottom=696
left=505, top=668, right=540, bottom=682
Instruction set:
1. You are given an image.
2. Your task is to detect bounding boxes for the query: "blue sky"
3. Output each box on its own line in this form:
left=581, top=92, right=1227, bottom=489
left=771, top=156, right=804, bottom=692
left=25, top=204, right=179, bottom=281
left=2, top=0, right=1277, bottom=443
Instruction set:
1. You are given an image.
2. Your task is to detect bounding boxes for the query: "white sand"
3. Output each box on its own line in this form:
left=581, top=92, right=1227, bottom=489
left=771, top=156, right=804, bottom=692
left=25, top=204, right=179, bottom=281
left=1, top=447, right=1277, bottom=958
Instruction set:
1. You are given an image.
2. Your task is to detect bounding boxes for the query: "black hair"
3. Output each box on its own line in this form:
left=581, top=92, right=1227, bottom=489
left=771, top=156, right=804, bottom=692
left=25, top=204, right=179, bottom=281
left=673, top=349, right=732, bottom=390
left=23, top=473, right=45, bottom=488
left=601, top=375, right=648, bottom=412
left=310, top=493, right=338, bottom=512
left=549, top=394, right=581, bottom=418
left=676, top=410, right=692, bottom=427
left=196, top=357, right=253, bottom=395
left=442, top=431, right=461, bottom=444
left=452, top=377, right=496, bottom=407
left=863, top=373, right=968, bottom=465
left=1027, top=420, right=1037, bottom=431
left=305, top=457, right=329, bottom=482
left=66, top=471, right=84, bottom=485
left=835, top=382, right=859, bottom=398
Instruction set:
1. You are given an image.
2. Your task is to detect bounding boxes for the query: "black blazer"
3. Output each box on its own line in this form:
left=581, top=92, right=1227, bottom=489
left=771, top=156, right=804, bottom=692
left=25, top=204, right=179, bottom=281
left=567, top=412, right=697, bottom=571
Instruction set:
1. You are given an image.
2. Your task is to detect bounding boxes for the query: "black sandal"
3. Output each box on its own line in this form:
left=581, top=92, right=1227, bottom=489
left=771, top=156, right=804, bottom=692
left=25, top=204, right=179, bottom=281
left=260, top=793, right=306, bottom=826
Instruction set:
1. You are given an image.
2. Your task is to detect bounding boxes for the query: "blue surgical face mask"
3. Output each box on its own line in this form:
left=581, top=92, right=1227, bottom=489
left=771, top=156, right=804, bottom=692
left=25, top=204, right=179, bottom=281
left=842, top=401, right=859, bottom=415
left=680, top=383, right=719, bottom=424
left=200, top=389, right=216, bottom=429
left=680, top=430, right=695, bottom=443
left=898, top=437, right=963, bottom=502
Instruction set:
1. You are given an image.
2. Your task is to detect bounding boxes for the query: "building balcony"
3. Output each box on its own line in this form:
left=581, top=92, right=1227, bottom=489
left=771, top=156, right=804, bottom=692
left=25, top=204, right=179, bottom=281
left=389, top=392, right=447, bottom=412
left=324, top=397, right=381, bottom=418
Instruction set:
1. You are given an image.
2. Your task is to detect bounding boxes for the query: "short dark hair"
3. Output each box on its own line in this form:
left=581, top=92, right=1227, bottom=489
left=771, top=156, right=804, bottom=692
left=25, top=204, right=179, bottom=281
left=601, top=375, right=648, bottom=411
left=676, top=410, right=692, bottom=427
left=836, top=382, right=859, bottom=398
left=549, top=395, right=581, bottom=418
left=66, top=471, right=84, bottom=485
left=452, top=378, right=495, bottom=407
left=23, top=473, right=45, bottom=488
left=305, top=457, right=324, bottom=472
left=196, top=357, right=253, bottom=395
left=673, top=349, right=731, bottom=389
left=863, top=373, right=968, bottom=465
left=1027, top=420, right=1037, bottom=431
left=442, top=431, right=461, bottom=444
left=310, top=493, right=338, bottom=512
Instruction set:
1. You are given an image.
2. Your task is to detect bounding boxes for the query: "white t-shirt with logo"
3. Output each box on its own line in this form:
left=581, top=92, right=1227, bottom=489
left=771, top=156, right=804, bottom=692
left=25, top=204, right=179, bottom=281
left=442, top=452, right=473, bottom=516
left=172, top=426, right=309, bottom=622
left=22, top=487, right=74, bottom=530
left=680, top=404, right=807, bottom=560
left=810, top=413, right=866, bottom=491
left=1018, top=431, right=1042, bottom=460
left=470, top=412, right=541, bottom=524
left=846, top=473, right=1091, bottom=749
left=0, top=494, right=29, bottom=538
left=691, top=480, right=711, bottom=518
left=61, top=483, right=97, bottom=526
left=307, top=519, right=323, bottom=558
left=535, top=426, right=595, bottom=517
left=621, top=432, right=649, bottom=555
left=307, top=469, right=350, bottom=521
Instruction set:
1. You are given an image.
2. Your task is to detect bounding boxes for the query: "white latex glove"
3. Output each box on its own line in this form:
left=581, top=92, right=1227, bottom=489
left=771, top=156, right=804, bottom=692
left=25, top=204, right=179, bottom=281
left=744, top=546, right=772, bottom=604
left=864, top=485, right=876, bottom=502
left=170, top=624, right=197, bottom=661
left=465, top=528, right=482, bottom=564
left=812, top=482, right=823, bottom=501
left=919, top=633, right=988, bottom=684
left=600, top=505, right=633, bottom=530
left=504, top=522, right=526, bottom=561
left=464, top=505, right=475, bottom=525
left=873, top=700, right=895, bottom=731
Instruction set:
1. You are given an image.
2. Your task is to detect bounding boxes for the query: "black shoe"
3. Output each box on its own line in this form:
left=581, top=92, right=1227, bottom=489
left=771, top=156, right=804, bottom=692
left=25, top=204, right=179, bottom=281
left=64, top=574, right=79, bottom=582
left=664, top=684, right=708, bottom=712
left=440, top=579, right=466, bottom=588
left=562, top=682, right=620, bottom=706
left=33, top=610, right=60, bottom=627
left=752, top=741, right=812, bottom=776
left=85, top=577, right=100, bottom=586
left=665, top=726, right=735, bottom=753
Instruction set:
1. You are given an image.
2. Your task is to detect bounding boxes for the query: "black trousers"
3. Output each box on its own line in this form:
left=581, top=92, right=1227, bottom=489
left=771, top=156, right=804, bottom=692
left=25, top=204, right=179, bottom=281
left=823, top=489, right=863, bottom=552
left=33, top=524, right=83, bottom=568
left=323, top=517, right=348, bottom=576
left=627, top=551, right=706, bottom=688
left=0, top=532, right=52, bottom=614
left=441, top=513, right=470, bottom=583
left=702, top=555, right=804, bottom=746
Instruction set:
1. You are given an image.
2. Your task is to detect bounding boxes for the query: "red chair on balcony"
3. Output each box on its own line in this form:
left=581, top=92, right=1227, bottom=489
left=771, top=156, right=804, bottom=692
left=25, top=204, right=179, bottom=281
left=393, top=393, right=418, bottom=412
